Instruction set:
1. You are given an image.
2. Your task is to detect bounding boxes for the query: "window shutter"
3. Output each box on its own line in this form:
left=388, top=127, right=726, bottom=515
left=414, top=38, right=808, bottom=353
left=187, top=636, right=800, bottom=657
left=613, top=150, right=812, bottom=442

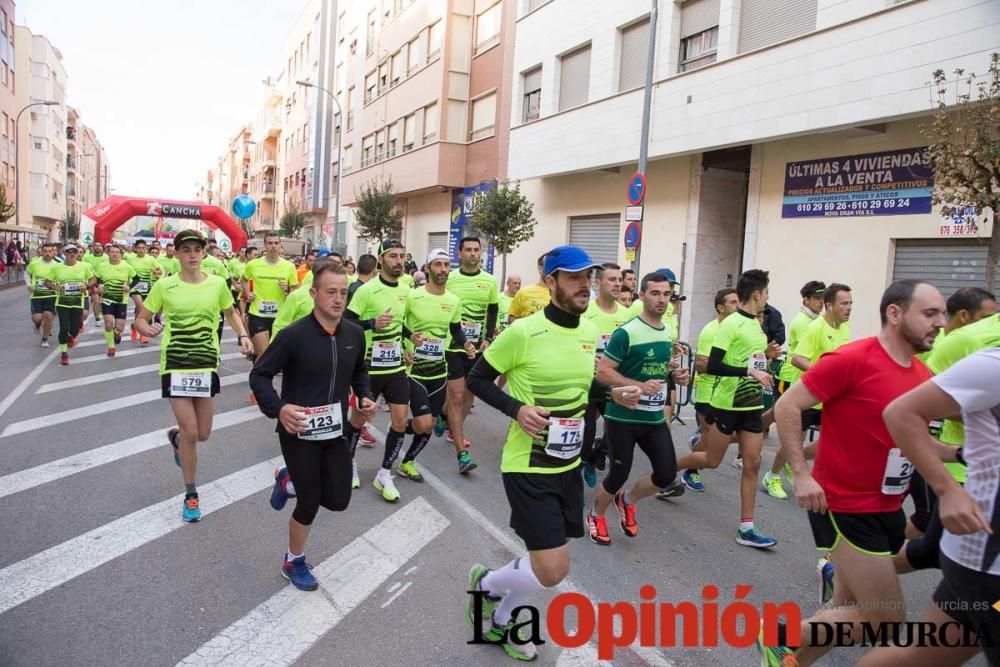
left=619, top=18, right=650, bottom=91
left=680, top=0, right=721, bottom=37
left=472, top=93, right=496, bottom=131
left=559, top=45, right=591, bottom=111
left=738, top=0, right=817, bottom=53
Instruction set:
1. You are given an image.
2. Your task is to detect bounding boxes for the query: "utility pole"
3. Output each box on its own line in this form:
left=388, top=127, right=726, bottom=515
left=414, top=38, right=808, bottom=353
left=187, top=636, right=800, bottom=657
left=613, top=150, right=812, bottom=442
left=630, top=0, right=658, bottom=276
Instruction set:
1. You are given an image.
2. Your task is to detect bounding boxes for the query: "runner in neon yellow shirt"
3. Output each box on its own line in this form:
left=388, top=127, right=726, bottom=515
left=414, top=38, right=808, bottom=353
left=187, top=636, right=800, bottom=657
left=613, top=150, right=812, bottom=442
left=45, top=244, right=96, bottom=365
left=26, top=242, right=60, bottom=347
left=94, top=245, right=138, bottom=357
left=241, top=232, right=299, bottom=360
left=82, top=242, right=110, bottom=325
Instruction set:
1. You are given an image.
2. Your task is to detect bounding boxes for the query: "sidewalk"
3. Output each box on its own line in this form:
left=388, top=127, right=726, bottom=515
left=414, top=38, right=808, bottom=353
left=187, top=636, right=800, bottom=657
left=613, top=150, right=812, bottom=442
left=0, top=268, right=26, bottom=290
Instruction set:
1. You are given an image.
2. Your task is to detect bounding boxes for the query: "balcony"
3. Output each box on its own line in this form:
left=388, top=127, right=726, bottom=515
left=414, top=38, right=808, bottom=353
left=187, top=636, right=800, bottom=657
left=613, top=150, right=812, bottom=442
left=469, top=125, right=495, bottom=142
left=66, top=157, right=77, bottom=173
left=340, top=140, right=466, bottom=206
left=66, top=126, right=77, bottom=145
left=261, top=182, right=275, bottom=200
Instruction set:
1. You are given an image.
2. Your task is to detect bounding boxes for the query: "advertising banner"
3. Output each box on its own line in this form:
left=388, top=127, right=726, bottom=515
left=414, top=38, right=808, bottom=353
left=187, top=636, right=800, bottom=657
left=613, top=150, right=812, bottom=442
left=449, top=182, right=495, bottom=273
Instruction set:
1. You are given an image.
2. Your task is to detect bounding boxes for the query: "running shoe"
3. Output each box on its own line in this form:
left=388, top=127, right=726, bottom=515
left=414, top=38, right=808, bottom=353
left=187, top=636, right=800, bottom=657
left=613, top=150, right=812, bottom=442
left=182, top=495, right=201, bottom=523
left=587, top=512, right=611, bottom=546
left=397, top=460, right=424, bottom=483
left=67, top=336, right=77, bottom=349
left=687, top=434, right=700, bottom=451
left=755, top=624, right=797, bottom=667
left=582, top=461, right=597, bottom=488
left=491, top=620, right=539, bottom=661
left=168, top=427, right=181, bottom=467
left=113, top=332, right=122, bottom=345
left=79, top=325, right=86, bottom=336
left=130, top=324, right=139, bottom=341
left=818, top=556, right=835, bottom=606
left=281, top=555, right=318, bottom=591
left=731, top=454, right=743, bottom=469
left=359, top=425, right=376, bottom=446
left=107, top=347, right=116, bottom=358
left=614, top=491, right=638, bottom=538
left=41, top=338, right=50, bottom=348
left=783, top=462, right=795, bottom=486
left=681, top=469, right=705, bottom=492
left=351, top=459, right=360, bottom=489
left=458, top=450, right=478, bottom=474
left=466, top=564, right=500, bottom=635
left=373, top=470, right=400, bottom=502
left=762, top=473, right=788, bottom=500
left=270, top=466, right=295, bottom=510
left=446, top=430, right=471, bottom=447
left=60, top=352, right=69, bottom=366
left=433, top=415, right=447, bottom=438
left=736, top=527, right=777, bottom=549
left=655, top=480, right=686, bottom=500
left=140, top=336, right=149, bottom=346
left=248, top=391, right=257, bottom=405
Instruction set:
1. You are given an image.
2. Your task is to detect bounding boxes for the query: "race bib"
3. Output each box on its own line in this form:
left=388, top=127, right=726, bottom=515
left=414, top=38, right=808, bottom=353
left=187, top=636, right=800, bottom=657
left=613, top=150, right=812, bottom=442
left=414, top=336, right=445, bottom=361
left=637, top=388, right=667, bottom=412
left=372, top=341, right=402, bottom=367
left=298, top=403, right=344, bottom=441
left=748, top=353, right=768, bottom=373
left=258, top=300, right=278, bottom=316
left=63, top=282, right=83, bottom=295
left=134, top=281, right=149, bottom=293
left=597, top=334, right=612, bottom=354
left=544, top=418, right=584, bottom=460
left=169, top=371, right=212, bottom=398
left=881, top=448, right=913, bottom=495
left=461, top=321, right=482, bottom=342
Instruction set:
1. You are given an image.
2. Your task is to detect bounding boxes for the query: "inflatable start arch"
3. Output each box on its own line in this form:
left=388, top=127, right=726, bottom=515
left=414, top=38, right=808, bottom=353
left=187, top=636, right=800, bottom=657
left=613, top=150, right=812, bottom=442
left=79, top=196, right=248, bottom=252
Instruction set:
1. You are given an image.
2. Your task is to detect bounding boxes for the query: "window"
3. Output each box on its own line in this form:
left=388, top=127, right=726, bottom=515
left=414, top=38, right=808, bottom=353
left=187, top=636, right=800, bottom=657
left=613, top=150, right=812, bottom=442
left=334, top=113, right=342, bottom=146
left=528, top=0, right=550, bottom=11
left=423, top=103, right=438, bottom=142
left=619, top=18, right=650, bottom=91
left=362, top=135, right=373, bottom=166
left=343, top=144, right=353, bottom=172
left=365, top=72, right=377, bottom=102
left=470, top=92, right=496, bottom=140
left=378, top=62, right=389, bottom=91
left=375, top=129, right=385, bottom=161
left=403, top=114, right=416, bottom=150
left=347, top=87, right=355, bottom=129
left=391, top=51, right=403, bottom=84
left=388, top=122, right=399, bottom=156
left=522, top=66, right=541, bottom=122
left=558, top=44, right=591, bottom=111
left=428, top=21, right=443, bottom=59
left=407, top=38, right=423, bottom=73
left=678, top=0, right=719, bottom=72
left=475, top=3, right=501, bottom=53
left=366, top=9, right=377, bottom=56
left=738, top=0, right=817, bottom=54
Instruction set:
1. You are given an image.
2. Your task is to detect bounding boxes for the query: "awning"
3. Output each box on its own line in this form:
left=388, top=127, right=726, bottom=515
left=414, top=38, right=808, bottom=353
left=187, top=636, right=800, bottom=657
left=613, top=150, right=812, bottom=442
left=0, top=222, right=50, bottom=235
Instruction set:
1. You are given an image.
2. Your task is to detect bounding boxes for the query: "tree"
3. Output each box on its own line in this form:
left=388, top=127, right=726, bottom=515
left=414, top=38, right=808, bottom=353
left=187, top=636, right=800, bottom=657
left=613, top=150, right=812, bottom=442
left=353, top=178, right=403, bottom=242
left=63, top=210, right=80, bottom=241
left=279, top=202, right=307, bottom=239
left=921, top=52, right=1000, bottom=290
left=0, top=183, right=14, bottom=225
left=466, top=181, right=537, bottom=284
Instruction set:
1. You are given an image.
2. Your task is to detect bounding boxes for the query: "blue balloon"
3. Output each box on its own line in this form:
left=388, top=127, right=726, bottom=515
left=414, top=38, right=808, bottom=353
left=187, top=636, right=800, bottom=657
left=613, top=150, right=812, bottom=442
left=232, top=195, right=257, bottom=220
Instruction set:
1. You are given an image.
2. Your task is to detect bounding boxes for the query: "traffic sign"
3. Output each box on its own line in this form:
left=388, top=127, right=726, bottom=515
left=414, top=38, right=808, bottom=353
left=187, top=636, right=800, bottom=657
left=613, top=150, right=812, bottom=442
left=625, top=206, right=643, bottom=222
left=624, top=221, right=642, bottom=251
left=626, top=172, right=646, bottom=206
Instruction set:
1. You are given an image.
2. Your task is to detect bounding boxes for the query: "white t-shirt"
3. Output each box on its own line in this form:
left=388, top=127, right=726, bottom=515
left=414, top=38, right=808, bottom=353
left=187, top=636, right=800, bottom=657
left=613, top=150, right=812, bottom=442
left=934, top=346, right=1000, bottom=575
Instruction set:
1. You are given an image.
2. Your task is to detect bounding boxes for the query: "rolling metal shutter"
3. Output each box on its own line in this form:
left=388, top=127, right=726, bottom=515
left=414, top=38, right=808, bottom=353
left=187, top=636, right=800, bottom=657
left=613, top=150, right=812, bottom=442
left=569, top=215, right=620, bottom=265
left=680, top=0, right=721, bottom=37
left=558, top=44, right=591, bottom=111
left=619, top=18, right=650, bottom=91
left=427, top=232, right=449, bottom=256
left=738, top=0, right=818, bottom=54
left=892, top=239, right=1000, bottom=297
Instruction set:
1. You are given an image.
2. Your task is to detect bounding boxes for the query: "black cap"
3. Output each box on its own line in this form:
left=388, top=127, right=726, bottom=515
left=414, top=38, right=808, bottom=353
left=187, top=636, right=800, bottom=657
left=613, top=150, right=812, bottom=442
left=174, top=229, right=208, bottom=247
left=800, top=280, right=826, bottom=298
left=377, top=239, right=404, bottom=256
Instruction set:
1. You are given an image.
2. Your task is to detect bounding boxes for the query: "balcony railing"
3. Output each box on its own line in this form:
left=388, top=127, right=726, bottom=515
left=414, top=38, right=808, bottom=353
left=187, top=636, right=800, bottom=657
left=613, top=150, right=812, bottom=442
left=469, top=125, right=495, bottom=141
left=263, top=182, right=275, bottom=193
left=66, top=127, right=77, bottom=141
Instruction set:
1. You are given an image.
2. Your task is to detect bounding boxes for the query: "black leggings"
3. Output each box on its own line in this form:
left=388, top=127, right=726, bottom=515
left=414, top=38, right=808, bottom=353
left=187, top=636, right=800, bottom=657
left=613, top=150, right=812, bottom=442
left=905, top=478, right=964, bottom=571
left=581, top=400, right=607, bottom=464
left=601, top=420, right=678, bottom=495
left=57, top=307, right=83, bottom=345
left=279, top=432, right=352, bottom=526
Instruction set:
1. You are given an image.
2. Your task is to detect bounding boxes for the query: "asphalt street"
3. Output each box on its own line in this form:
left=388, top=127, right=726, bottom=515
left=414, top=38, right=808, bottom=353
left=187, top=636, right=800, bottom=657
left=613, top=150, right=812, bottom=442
left=0, top=284, right=984, bottom=667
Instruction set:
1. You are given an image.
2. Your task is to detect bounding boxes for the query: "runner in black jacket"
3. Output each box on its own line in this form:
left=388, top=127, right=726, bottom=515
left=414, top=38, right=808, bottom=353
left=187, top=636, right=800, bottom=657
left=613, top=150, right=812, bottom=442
left=249, top=264, right=376, bottom=591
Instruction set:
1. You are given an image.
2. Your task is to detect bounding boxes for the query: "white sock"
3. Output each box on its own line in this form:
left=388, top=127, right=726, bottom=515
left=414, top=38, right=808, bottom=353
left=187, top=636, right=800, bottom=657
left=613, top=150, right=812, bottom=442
left=285, top=480, right=296, bottom=495
left=493, top=589, right=534, bottom=627
left=480, top=556, right=543, bottom=598
left=376, top=467, right=391, bottom=483
left=286, top=551, right=303, bottom=562
left=739, top=520, right=754, bottom=531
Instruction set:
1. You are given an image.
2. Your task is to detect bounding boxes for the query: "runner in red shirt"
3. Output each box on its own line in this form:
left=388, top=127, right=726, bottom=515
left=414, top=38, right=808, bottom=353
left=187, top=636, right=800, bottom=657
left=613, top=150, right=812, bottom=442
left=759, top=279, right=948, bottom=666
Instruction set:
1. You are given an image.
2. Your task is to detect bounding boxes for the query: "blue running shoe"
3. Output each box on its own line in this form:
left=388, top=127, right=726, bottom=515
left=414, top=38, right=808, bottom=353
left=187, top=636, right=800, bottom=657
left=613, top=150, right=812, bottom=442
left=281, top=555, right=318, bottom=591
left=582, top=461, right=597, bottom=488
left=687, top=434, right=700, bottom=451
left=736, top=527, right=777, bottom=549
left=433, top=415, right=448, bottom=438
left=458, top=450, right=478, bottom=474
left=655, top=480, right=686, bottom=500
left=168, top=427, right=180, bottom=467
left=755, top=624, right=797, bottom=666
left=681, top=469, right=705, bottom=492
left=182, top=494, right=201, bottom=523
left=270, top=466, right=295, bottom=511
left=818, top=556, right=835, bottom=606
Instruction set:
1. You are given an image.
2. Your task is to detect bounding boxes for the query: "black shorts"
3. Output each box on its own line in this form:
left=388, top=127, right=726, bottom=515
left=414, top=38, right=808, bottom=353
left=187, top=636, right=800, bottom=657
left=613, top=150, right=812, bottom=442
left=409, top=376, right=447, bottom=418
left=248, top=314, right=275, bottom=337
left=30, top=297, right=56, bottom=314
left=370, top=370, right=409, bottom=405
left=933, top=555, right=1000, bottom=663
left=712, top=408, right=764, bottom=435
left=695, top=402, right=715, bottom=420
left=446, top=350, right=479, bottom=381
left=101, top=302, right=128, bottom=319
left=808, top=509, right=906, bottom=556
left=503, top=468, right=585, bottom=551
left=801, top=408, right=822, bottom=432
left=160, top=371, right=221, bottom=399
left=279, top=431, right=352, bottom=525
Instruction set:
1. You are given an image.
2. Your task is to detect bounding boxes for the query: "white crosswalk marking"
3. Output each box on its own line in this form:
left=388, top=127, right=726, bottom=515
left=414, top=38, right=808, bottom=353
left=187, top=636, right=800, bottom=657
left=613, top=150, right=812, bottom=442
left=36, top=353, right=245, bottom=393
left=0, top=457, right=283, bottom=615
left=71, top=346, right=161, bottom=364
left=177, top=496, right=449, bottom=666
left=0, top=406, right=264, bottom=499
left=0, top=373, right=249, bottom=438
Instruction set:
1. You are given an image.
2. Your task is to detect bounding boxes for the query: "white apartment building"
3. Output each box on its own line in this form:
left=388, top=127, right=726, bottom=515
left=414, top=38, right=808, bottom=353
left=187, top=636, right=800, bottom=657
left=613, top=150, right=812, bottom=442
left=15, top=25, right=69, bottom=242
left=506, top=0, right=999, bottom=339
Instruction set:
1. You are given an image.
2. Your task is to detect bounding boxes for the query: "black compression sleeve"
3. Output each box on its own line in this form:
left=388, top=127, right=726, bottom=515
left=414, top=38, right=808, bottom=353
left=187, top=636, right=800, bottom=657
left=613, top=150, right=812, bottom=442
left=485, top=303, right=498, bottom=339
left=449, top=321, right=467, bottom=347
left=467, top=357, right=524, bottom=420
left=344, top=309, right=375, bottom=330
left=707, top=346, right=748, bottom=377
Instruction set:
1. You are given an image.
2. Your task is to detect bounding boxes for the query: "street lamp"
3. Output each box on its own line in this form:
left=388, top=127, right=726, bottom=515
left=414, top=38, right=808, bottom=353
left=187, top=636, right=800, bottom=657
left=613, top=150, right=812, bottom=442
left=296, top=79, right=343, bottom=252
left=15, top=100, right=59, bottom=239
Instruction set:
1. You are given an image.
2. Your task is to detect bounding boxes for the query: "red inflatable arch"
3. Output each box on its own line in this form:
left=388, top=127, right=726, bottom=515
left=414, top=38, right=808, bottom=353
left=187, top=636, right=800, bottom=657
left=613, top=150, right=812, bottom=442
left=80, top=195, right=248, bottom=252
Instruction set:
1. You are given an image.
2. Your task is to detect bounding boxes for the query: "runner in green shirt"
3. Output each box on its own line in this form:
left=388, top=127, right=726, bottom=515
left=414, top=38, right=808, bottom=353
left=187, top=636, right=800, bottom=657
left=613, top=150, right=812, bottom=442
left=126, top=239, right=164, bottom=344
left=94, top=245, right=138, bottom=357
left=241, top=232, right=299, bottom=362
left=396, top=249, right=476, bottom=481
left=44, top=244, right=96, bottom=365
left=82, top=241, right=110, bottom=325
left=26, top=243, right=59, bottom=347
left=775, top=281, right=826, bottom=389
left=158, top=242, right=180, bottom=278
left=134, top=229, right=252, bottom=524
left=496, top=273, right=520, bottom=336
left=674, top=269, right=780, bottom=549
left=442, top=237, right=499, bottom=454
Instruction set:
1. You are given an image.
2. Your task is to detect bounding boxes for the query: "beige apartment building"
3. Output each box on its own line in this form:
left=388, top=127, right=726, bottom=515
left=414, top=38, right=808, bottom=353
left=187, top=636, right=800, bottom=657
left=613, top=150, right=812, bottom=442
left=0, top=0, right=15, bottom=218
left=337, top=0, right=515, bottom=264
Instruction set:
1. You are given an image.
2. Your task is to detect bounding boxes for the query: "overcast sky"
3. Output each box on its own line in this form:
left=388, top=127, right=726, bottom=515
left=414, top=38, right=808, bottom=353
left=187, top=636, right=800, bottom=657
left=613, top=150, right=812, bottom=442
left=19, top=0, right=306, bottom=202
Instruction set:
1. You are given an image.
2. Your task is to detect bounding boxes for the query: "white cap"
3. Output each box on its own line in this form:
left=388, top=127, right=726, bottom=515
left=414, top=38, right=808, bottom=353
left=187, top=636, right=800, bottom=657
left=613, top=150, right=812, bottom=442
left=426, top=248, right=450, bottom=264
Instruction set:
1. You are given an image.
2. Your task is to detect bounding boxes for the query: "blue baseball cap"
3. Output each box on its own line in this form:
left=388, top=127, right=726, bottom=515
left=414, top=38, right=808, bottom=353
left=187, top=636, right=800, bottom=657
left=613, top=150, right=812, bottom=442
left=316, top=249, right=331, bottom=257
left=543, top=245, right=602, bottom=277
left=655, top=268, right=679, bottom=285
